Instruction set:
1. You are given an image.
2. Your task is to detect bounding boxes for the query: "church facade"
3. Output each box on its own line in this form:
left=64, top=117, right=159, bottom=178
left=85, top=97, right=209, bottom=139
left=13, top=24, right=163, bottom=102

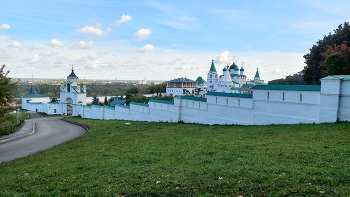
left=22, top=68, right=350, bottom=125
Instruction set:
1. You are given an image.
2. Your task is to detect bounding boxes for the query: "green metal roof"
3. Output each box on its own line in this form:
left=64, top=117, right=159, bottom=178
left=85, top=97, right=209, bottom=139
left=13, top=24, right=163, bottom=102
left=22, top=86, right=48, bottom=98
left=254, top=69, right=260, bottom=78
left=167, top=77, right=196, bottom=83
left=207, top=92, right=253, bottom=98
left=195, top=76, right=206, bottom=84
left=234, top=66, right=239, bottom=71
left=240, top=67, right=244, bottom=71
left=209, top=60, right=217, bottom=72
left=149, top=99, right=174, bottom=105
left=130, top=102, right=149, bottom=107
left=321, top=75, right=350, bottom=80
left=176, top=96, right=207, bottom=102
left=252, top=85, right=321, bottom=91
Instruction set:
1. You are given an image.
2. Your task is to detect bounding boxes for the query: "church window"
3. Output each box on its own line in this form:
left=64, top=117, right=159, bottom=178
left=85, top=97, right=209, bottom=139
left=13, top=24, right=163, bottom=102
left=267, top=92, right=269, bottom=99
left=282, top=92, right=285, bottom=101
left=67, top=83, right=70, bottom=92
left=300, top=93, right=302, bottom=102
left=54, top=109, right=56, bottom=113
left=210, top=75, right=212, bottom=78
left=210, top=81, right=212, bottom=83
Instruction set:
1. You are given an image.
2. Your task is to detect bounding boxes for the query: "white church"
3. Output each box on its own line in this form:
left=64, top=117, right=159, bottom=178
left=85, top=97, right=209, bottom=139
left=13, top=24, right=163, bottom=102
left=22, top=67, right=350, bottom=125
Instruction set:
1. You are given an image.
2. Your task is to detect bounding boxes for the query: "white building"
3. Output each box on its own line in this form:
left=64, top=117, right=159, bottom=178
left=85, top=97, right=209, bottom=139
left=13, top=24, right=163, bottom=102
left=166, top=77, right=197, bottom=96
left=22, top=68, right=350, bottom=125
left=207, top=59, right=264, bottom=93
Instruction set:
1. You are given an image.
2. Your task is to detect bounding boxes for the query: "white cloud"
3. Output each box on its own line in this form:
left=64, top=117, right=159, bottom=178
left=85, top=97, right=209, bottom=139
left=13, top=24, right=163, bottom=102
left=0, top=47, right=15, bottom=59
left=7, top=41, right=25, bottom=49
left=138, top=44, right=154, bottom=53
left=215, top=51, right=230, bottom=64
left=116, top=14, right=132, bottom=26
left=134, top=29, right=152, bottom=41
left=0, top=24, right=10, bottom=31
left=49, top=39, right=64, bottom=47
left=75, top=26, right=107, bottom=36
left=72, top=41, right=93, bottom=49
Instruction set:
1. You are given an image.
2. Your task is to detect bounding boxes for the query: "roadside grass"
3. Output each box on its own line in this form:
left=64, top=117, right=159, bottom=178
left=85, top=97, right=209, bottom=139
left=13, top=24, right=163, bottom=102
left=1, top=118, right=349, bottom=196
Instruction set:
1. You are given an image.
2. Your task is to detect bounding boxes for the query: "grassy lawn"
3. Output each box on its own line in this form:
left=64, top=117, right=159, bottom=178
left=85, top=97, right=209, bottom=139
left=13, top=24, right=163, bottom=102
left=1, top=118, right=349, bottom=196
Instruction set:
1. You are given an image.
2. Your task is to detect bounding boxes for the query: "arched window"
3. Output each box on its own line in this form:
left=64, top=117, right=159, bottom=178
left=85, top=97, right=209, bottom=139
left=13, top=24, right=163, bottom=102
left=67, top=83, right=70, bottom=92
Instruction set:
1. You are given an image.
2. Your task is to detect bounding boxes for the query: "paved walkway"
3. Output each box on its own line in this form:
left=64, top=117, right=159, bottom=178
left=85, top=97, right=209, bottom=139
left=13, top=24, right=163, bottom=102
left=0, top=112, right=86, bottom=163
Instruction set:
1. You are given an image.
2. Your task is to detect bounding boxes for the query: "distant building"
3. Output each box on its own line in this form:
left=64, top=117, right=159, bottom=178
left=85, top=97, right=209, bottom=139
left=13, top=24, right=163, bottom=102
left=166, top=77, right=197, bottom=96
left=206, top=58, right=264, bottom=93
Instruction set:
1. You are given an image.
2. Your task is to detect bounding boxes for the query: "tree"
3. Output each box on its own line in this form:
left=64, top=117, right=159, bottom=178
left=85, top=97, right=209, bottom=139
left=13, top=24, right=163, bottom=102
left=104, top=96, right=108, bottom=105
left=91, top=95, right=99, bottom=105
left=321, top=43, right=350, bottom=76
left=268, top=72, right=305, bottom=85
left=0, top=65, right=18, bottom=116
left=302, top=22, right=350, bottom=84
left=126, top=87, right=138, bottom=96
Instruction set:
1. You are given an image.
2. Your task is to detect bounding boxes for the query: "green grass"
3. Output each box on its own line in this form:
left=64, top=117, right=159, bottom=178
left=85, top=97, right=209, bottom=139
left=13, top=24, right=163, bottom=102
left=1, top=118, right=350, bottom=196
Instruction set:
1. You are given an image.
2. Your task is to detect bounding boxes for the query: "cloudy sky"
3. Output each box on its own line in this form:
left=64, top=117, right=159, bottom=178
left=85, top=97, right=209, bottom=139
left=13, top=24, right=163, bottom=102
left=1, top=0, right=349, bottom=82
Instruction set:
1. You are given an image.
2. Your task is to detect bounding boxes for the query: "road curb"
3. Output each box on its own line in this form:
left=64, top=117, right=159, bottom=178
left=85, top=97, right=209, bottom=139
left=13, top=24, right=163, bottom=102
left=62, top=118, right=89, bottom=134
left=0, top=122, right=36, bottom=144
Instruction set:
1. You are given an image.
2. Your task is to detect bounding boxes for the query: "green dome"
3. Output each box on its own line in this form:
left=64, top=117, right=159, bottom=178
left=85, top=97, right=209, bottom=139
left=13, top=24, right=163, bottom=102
left=240, top=67, right=244, bottom=71
left=234, top=66, right=239, bottom=71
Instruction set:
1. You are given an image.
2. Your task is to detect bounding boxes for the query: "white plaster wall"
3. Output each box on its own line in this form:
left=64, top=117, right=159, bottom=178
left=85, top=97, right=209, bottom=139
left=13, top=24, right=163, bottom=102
left=47, top=103, right=61, bottom=114
left=207, top=104, right=253, bottom=125
left=149, top=102, right=175, bottom=122
left=253, top=101, right=320, bottom=125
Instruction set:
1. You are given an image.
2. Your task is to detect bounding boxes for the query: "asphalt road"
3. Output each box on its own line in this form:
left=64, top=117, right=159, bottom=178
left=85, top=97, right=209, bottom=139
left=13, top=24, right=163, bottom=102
left=0, top=113, right=86, bottom=163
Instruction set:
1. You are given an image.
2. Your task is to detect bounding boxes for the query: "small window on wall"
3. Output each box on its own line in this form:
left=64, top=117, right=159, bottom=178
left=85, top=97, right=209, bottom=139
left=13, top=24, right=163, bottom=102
left=226, top=98, right=228, bottom=105
left=216, top=97, right=218, bottom=104
left=67, top=83, right=70, bottom=92
left=282, top=92, right=285, bottom=101
left=238, top=99, right=240, bottom=106
left=300, top=93, right=302, bottom=102
left=54, top=109, right=56, bottom=113
left=267, top=92, right=270, bottom=99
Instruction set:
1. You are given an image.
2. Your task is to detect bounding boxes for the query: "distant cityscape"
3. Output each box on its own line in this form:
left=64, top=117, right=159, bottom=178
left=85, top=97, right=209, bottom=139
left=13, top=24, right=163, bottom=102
left=12, top=78, right=165, bottom=86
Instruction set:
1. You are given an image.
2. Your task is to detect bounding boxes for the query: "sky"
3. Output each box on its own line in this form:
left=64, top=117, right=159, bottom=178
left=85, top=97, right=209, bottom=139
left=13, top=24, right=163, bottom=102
left=1, top=0, right=350, bottom=82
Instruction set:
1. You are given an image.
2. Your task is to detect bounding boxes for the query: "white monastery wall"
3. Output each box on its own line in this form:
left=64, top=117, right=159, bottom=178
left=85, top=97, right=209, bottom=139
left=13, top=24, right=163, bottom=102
left=24, top=75, right=350, bottom=125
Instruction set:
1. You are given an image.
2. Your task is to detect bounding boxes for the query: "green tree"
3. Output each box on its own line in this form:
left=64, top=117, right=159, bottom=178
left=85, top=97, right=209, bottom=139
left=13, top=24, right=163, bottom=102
left=303, top=22, right=350, bottom=84
left=321, top=43, right=350, bottom=76
left=104, top=96, right=108, bottom=105
left=126, top=87, right=139, bottom=96
left=0, top=65, right=18, bottom=116
left=91, top=95, right=99, bottom=105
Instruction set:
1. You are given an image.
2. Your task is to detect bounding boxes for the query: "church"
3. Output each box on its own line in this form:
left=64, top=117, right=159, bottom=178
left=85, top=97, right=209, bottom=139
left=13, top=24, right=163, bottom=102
left=22, top=66, right=86, bottom=116
left=22, top=67, right=350, bottom=125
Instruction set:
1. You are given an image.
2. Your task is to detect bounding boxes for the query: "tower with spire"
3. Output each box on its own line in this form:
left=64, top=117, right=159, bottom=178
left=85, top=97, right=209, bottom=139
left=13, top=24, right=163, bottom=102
left=60, top=66, right=86, bottom=115
left=207, top=60, right=218, bottom=92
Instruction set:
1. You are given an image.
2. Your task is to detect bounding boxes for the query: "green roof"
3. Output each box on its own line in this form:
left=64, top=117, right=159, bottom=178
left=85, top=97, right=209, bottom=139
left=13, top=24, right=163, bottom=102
left=209, top=60, right=217, bottom=72
left=254, top=69, right=260, bottom=78
left=149, top=99, right=174, bottom=105
left=22, top=86, right=48, bottom=98
left=130, top=102, right=149, bottom=107
left=252, top=85, right=321, bottom=91
left=196, top=76, right=205, bottom=84
left=240, top=67, right=244, bottom=71
left=176, top=96, right=207, bottom=102
left=207, top=92, right=253, bottom=98
left=321, top=75, right=350, bottom=80
left=167, top=77, right=196, bottom=83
